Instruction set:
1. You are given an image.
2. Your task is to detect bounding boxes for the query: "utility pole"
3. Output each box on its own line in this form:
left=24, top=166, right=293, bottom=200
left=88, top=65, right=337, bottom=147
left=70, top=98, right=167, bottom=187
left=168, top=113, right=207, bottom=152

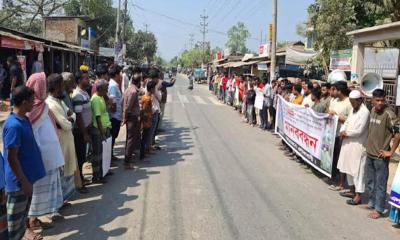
left=189, top=33, right=195, bottom=49
left=115, top=0, right=121, bottom=43
left=122, top=0, right=127, bottom=43
left=144, top=23, right=149, bottom=33
left=200, top=9, right=208, bottom=65
left=270, top=0, right=278, bottom=80
left=260, top=29, right=263, bottom=44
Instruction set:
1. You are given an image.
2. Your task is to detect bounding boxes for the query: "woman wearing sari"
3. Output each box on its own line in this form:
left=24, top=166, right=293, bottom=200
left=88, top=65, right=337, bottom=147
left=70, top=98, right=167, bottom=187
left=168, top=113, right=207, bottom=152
left=26, top=72, right=64, bottom=231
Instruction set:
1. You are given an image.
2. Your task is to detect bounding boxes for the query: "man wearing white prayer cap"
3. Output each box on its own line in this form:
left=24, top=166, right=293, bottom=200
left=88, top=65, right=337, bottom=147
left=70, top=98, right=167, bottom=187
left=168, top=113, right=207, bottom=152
left=337, top=89, right=370, bottom=205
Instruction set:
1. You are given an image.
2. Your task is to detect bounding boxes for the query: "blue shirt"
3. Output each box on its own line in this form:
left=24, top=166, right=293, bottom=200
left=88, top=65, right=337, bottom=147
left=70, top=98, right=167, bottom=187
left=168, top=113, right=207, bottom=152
left=2, top=112, right=46, bottom=193
left=108, top=79, right=122, bottom=121
left=0, top=152, right=5, bottom=190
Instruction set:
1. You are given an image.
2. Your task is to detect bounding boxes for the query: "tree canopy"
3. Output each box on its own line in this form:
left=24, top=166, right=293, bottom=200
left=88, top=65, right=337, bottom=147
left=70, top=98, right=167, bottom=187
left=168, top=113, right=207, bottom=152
left=306, top=0, right=400, bottom=73
left=225, top=22, right=251, bottom=55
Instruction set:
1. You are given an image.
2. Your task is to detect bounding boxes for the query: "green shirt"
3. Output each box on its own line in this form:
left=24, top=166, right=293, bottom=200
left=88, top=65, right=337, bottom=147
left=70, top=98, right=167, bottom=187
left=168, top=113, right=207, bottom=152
left=91, top=93, right=111, bottom=129
left=366, top=107, right=398, bottom=159
left=311, top=101, right=327, bottom=113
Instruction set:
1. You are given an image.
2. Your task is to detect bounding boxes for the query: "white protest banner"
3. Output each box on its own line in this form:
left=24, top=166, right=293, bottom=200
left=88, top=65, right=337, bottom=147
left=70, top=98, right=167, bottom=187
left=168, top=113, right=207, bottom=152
left=102, top=137, right=112, bottom=177
left=275, top=96, right=338, bottom=177
left=254, top=91, right=264, bottom=109
left=389, top=164, right=400, bottom=208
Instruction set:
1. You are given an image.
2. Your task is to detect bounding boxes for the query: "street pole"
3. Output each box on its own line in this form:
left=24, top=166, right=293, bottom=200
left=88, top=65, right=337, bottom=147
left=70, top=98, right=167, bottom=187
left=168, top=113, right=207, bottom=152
left=189, top=33, right=195, bottom=49
left=260, top=29, right=263, bottom=44
left=114, top=0, right=121, bottom=64
left=122, top=0, right=127, bottom=43
left=115, top=0, right=121, bottom=43
left=270, top=0, right=277, bottom=80
left=200, top=9, right=208, bottom=66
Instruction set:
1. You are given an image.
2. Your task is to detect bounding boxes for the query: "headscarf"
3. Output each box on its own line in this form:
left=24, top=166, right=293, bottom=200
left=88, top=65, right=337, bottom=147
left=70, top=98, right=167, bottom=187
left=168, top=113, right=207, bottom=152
left=26, top=72, right=56, bottom=126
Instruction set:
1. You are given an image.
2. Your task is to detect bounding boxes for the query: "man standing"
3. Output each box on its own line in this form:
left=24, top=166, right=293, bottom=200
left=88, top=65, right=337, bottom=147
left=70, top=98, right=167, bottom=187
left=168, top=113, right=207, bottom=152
left=260, top=78, right=272, bottom=130
left=221, top=73, right=229, bottom=103
left=363, top=89, right=400, bottom=219
left=328, top=81, right=352, bottom=191
left=158, top=72, right=176, bottom=132
left=291, top=84, right=304, bottom=105
left=301, top=80, right=314, bottom=108
left=72, top=71, right=92, bottom=192
left=90, top=80, right=111, bottom=183
left=320, top=83, right=332, bottom=111
left=46, top=74, right=78, bottom=201
left=337, top=90, right=370, bottom=205
left=122, top=67, right=142, bottom=169
left=61, top=72, right=77, bottom=110
left=3, top=86, right=45, bottom=240
left=108, top=65, right=123, bottom=161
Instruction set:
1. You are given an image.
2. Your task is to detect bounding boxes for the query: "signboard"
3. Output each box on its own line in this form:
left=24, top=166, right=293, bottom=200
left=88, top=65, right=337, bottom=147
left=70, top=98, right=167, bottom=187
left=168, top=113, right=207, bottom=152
left=114, top=41, right=123, bottom=64
left=389, top=163, right=400, bottom=208
left=216, top=51, right=222, bottom=60
left=285, top=47, right=319, bottom=65
left=81, top=38, right=90, bottom=49
left=269, top=24, right=273, bottom=42
left=259, top=44, right=270, bottom=57
left=364, top=48, right=400, bottom=79
left=258, top=63, right=268, bottom=71
left=224, top=48, right=231, bottom=57
left=275, top=96, right=338, bottom=177
left=330, top=49, right=352, bottom=71
left=99, top=47, right=114, bottom=57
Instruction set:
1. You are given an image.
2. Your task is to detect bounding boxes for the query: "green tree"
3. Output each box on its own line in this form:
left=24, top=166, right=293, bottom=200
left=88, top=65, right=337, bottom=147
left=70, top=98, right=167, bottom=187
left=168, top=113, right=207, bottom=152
left=226, top=22, right=251, bottom=54
left=295, top=23, right=307, bottom=38
left=1, top=0, right=67, bottom=33
left=179, top=48, right=203, bottom=68
left=169, top=56, right=179, bottom=67
left=125, top=30, right=157, bottom=64
left=306, top=0, right=400, bottom=75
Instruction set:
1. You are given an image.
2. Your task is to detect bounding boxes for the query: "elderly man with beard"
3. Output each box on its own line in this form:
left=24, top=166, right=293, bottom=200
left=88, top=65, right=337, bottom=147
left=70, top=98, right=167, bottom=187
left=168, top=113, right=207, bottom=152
left=337, top=90, right=370, bottom=206
left=122, top=67, right=142, bottom=169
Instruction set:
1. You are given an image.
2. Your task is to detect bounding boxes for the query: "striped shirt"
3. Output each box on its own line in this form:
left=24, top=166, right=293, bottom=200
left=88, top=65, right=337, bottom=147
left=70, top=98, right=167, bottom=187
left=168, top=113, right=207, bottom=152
left=72, top=87, right=92, bottom=127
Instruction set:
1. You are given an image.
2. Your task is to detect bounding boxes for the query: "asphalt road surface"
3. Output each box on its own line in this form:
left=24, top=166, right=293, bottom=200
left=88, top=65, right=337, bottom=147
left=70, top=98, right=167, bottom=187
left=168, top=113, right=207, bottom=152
left=45, top=78, right=399, bottom=240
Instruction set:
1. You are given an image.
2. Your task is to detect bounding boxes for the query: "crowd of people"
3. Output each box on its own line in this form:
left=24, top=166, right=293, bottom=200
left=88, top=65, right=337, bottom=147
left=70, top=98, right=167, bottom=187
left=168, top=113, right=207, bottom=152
left=0, top=57, right=175, bottom=240
left=210, top=72, right=400, bottom=226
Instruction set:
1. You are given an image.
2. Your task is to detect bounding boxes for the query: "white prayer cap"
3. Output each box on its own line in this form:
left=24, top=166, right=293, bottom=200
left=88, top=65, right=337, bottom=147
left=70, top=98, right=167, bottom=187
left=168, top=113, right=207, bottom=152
left=349, top=90, right=362, bottom=99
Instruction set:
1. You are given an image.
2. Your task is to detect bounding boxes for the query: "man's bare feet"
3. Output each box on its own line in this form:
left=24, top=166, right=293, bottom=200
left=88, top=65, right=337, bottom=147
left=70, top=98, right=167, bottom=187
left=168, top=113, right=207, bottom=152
left=368, top=210, right=382, bottom=219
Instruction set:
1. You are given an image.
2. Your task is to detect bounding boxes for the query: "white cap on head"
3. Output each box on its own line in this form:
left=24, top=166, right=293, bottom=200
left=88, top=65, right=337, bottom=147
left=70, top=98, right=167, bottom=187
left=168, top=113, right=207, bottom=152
left=349, top=89, right=362, bottom=99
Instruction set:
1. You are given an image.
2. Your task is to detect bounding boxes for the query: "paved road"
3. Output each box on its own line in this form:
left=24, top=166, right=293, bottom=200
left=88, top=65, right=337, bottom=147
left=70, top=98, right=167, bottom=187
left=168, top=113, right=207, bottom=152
left=46, top=79, right=399, bottom=240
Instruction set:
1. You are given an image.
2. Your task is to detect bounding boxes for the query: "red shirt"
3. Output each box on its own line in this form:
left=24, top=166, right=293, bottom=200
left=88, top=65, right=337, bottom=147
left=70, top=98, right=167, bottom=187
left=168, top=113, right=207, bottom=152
left=222, top=76, right=229, bottom=90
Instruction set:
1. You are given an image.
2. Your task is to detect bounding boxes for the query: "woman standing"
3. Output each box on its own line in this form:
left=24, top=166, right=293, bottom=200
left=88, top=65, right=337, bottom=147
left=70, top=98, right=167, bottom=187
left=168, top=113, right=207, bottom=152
left=46, top=74, right=77, bottom=201
left=26, top=72, right=65, bottom=230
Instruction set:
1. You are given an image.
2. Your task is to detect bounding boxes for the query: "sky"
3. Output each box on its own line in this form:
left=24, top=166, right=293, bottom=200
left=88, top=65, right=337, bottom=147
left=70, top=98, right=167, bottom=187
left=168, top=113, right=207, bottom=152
left=114, top=0, right=315, bottom=60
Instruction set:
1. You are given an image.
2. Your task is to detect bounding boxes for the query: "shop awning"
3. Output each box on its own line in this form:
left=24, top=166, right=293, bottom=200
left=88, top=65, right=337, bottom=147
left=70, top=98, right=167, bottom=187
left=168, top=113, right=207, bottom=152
left=0, top=31, right=44, bottom=52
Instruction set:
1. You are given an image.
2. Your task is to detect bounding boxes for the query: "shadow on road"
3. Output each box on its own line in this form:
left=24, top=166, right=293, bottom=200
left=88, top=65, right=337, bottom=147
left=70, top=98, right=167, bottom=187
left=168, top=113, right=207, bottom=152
left=43, top=119, right=193, bottom=240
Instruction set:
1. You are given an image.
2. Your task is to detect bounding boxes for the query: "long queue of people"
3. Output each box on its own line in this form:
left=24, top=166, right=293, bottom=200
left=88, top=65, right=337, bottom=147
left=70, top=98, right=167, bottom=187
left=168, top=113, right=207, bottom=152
left=0, top=63, right=174, bottom=240
left=210, top=72, right=400, bottom=226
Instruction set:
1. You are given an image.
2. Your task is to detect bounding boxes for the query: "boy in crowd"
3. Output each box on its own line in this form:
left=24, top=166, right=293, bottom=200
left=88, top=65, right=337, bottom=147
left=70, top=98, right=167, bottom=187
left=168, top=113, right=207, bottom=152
left=362, top=89, right=400, bottom=219
left=3, top=86, right=46, bottom=240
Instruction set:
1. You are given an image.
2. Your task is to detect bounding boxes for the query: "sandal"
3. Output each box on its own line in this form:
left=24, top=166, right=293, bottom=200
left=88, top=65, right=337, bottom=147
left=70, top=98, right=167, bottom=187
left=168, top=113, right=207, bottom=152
left=346, top=199, right=361, bottom=206
left=29, top=219, right=54, bottom=231
left=328, top=185, right=344, bottom=191
left=22, top=230, right=43, bottom=240
left=340, top=192, right=355, bottom=198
